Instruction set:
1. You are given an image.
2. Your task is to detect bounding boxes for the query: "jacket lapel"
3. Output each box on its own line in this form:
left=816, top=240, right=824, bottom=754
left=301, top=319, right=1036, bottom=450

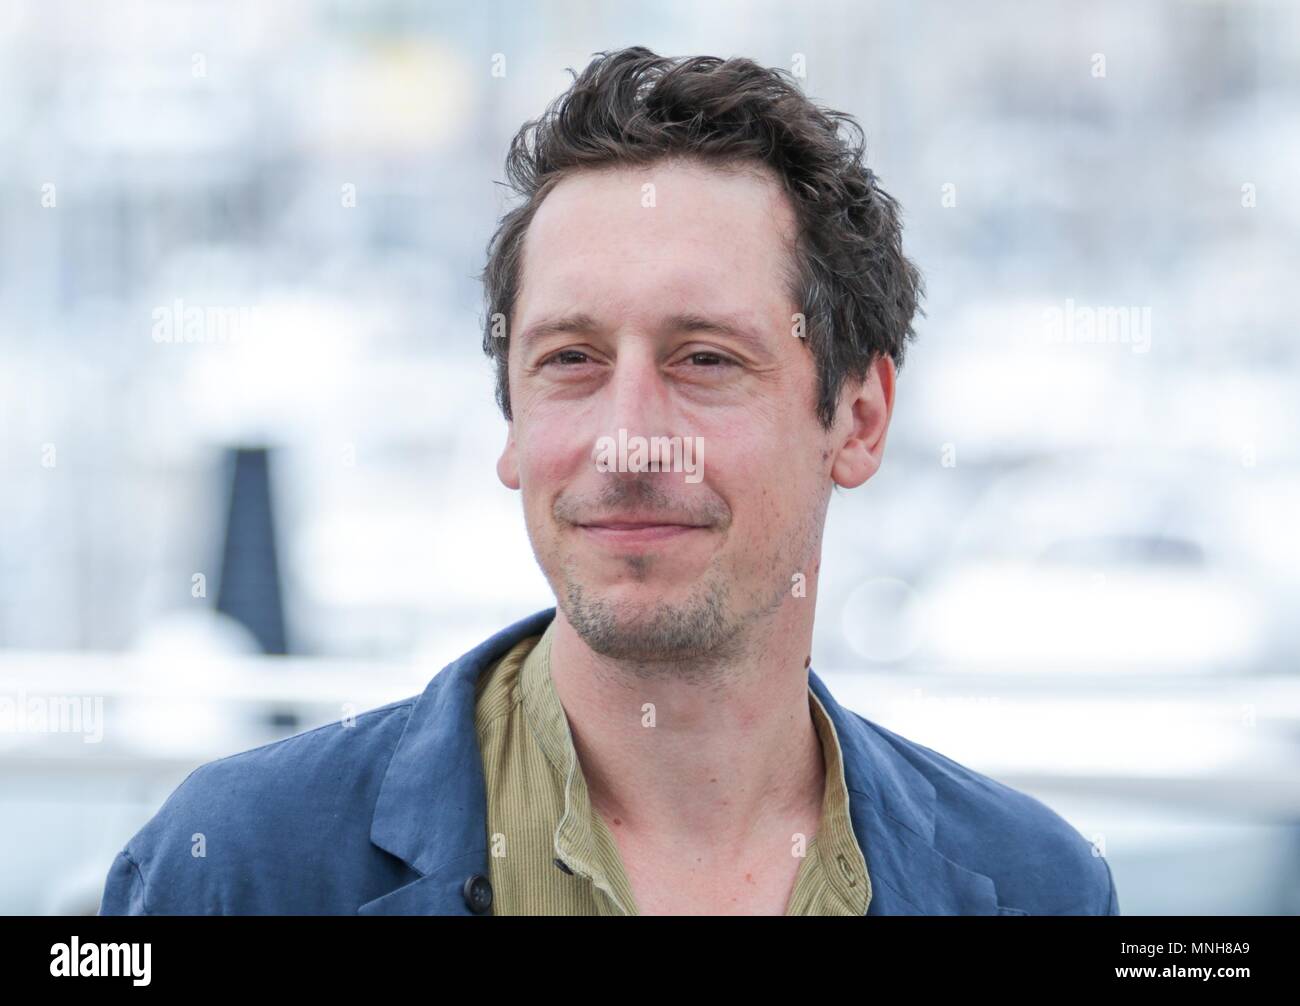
left=360, top=606, right=1004, bottom=915
left=359, top=609, right=557, bottom=915
left=808, top=669, right=1006, bottom=915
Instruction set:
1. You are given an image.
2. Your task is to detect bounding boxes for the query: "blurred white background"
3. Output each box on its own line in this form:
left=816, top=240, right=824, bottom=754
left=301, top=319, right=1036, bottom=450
left=1, top=0, right=1297, bottom=914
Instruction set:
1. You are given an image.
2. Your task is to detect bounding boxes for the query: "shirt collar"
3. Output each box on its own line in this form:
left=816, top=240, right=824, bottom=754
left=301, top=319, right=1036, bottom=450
left=807, top=688, right=872, bottom=913
left=519, top=618, right=870, bottom=915
left=361, top=606, right=1004, bottom=916
left=519, top=620, right=638, bottom=914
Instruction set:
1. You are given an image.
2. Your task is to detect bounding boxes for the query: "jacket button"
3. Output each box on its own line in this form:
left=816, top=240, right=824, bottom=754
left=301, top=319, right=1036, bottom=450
left=554, top=857, right=575, bottom=875
left=462, top=874, right=493, bottom=914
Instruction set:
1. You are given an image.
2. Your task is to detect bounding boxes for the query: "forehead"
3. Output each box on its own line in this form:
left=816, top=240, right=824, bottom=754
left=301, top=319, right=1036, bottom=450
left=516, top=157, right=800, bottom=321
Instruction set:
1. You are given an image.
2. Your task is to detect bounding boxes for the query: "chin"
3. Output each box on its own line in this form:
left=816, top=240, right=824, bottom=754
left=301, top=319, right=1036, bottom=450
left=558, top=572, right=735, bottom=663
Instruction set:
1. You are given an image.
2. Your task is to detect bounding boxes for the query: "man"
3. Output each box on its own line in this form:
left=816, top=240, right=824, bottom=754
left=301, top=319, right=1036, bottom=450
left=99, top=47, right=1119, bottom=916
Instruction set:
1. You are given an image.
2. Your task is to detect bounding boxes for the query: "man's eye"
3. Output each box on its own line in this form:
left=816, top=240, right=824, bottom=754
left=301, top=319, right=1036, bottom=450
left=686, top=352, right=736, bottom=367
left=539, top=350, right=736, bottom=369
left=544, top=350, right=591, bottom=366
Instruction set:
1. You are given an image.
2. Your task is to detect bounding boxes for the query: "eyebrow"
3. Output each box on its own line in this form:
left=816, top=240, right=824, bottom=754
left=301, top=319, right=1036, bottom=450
left=517, top=312, right=602, bottom=347
left=668, top=312, right=766, bottom=348
left=517, top=311, right=771, bottom=353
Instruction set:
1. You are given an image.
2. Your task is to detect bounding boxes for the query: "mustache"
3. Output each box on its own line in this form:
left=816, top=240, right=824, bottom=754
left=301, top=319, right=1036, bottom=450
left=553, top=476, right=729, bottom=528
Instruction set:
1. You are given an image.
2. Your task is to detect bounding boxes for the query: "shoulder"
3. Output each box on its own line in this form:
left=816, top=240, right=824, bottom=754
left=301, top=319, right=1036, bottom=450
left=857, top=713, right=1118, bottom=915
left=100, top=697, right=419, bottom=915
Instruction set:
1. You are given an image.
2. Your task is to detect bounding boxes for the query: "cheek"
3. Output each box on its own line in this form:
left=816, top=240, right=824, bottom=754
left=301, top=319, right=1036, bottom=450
left=516, top=418, right=589, bottom=492
left=703, top=410, right=798, bottom=490
left=706, top=423, right=821, bottom=546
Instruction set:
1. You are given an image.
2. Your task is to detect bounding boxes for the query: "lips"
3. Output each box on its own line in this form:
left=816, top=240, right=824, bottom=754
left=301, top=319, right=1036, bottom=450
left=581, top=521, right=704, bottom=530
left=578, top=512, right=709, bottom=530
left=577, top=519, right=708, bottom=547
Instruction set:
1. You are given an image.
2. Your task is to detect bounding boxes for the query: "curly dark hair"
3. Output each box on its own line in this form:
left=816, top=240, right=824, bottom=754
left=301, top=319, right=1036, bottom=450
left=478, top=45, right=924, bottom=430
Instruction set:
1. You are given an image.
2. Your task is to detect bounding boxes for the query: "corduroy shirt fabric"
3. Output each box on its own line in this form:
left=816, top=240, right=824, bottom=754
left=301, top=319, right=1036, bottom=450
left=473, top=619, right=871, bottom=915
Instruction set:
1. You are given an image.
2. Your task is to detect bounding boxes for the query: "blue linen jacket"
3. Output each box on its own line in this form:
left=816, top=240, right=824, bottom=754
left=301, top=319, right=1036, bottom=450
left=99, top=607, right=1120, bottom=915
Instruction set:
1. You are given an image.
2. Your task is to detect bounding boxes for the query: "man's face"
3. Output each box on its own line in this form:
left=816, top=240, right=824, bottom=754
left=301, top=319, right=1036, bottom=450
left=497, top=157, right=880, bottom=665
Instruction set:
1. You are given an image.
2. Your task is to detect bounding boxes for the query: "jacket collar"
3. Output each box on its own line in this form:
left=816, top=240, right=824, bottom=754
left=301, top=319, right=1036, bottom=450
left=806, top=668, right=1006, bottom=914
left=360, top=607, right=1004, bottom=915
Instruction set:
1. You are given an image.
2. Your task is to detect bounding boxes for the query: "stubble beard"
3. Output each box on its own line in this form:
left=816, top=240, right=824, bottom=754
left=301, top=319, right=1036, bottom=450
left=537, top=475, right=826, bottom=683
left=553, top=541, right=806, bottom=686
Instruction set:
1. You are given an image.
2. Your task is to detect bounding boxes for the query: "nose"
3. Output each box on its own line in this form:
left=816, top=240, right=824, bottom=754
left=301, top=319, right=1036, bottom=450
left=588, top=342, right=677, bottom=469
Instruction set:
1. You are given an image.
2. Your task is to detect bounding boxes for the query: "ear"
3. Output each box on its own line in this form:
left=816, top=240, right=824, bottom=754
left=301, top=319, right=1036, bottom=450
left=829, top=354, right=896, bottom=490
left=496, top=420, right=520, bottom=490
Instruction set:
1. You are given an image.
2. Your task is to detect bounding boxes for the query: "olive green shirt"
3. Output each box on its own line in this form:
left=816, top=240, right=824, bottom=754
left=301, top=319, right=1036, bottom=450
left=473, top=619, right=871, bottom=915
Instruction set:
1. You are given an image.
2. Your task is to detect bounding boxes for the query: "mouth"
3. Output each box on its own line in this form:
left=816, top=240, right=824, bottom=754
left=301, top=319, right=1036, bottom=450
left=576, top=521, right=709, bottom=548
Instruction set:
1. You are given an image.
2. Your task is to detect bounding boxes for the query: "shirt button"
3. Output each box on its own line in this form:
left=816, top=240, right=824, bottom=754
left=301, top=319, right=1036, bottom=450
left=462, top=874, right=493, bottom=914
left=554, top=857, right=575, bottom=875
left=836, top=852, right=858, bottom=887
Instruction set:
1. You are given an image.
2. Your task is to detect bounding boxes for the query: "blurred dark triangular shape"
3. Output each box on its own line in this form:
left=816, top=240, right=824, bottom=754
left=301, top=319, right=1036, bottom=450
left=216, top=446, right=288, bottom=654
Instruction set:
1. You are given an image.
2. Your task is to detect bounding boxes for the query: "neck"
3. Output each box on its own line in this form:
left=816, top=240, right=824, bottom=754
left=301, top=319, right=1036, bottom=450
left=546, top=592, right=822, bottom=853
